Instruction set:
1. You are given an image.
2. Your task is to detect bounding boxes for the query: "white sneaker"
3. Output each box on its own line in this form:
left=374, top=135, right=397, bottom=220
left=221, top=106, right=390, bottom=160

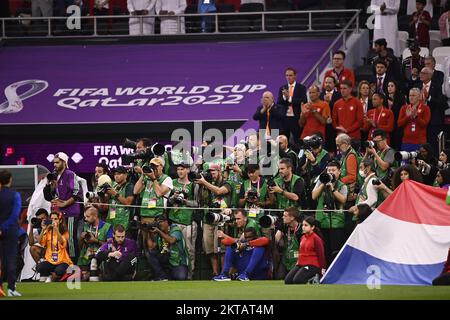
left=45, top=277, right=52, bottom=283
left=7, top=289, right=22, bottom=297
left=39, top=276, right=48, bottom=282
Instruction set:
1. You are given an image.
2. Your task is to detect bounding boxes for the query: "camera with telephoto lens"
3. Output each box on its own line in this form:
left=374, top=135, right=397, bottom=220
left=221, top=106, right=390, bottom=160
left=299, top=135, right=323, bottom=151
left=30, top=217, right=52, bottom=228
left=129, top=220, right=161, bottom=232
left=372, top=179, right=381, bottom=186
left=394, top=151, right=418, bottom=162
left=361, top=141, right=375, bottom=149
left=142, top=164, right=158, bottom=174
left=319, top=172, right=336, bottom=184
left=206, top=211, right=235, bottom=225
left=259, top=213, right=282, bottom=229
left=188, top=171, right=213, bottom=183
left=97, top=182, right=112, bottom=198
left=121, top=138, right=166, bottom=165
left=170, top=190, right=188, bottom=205
left=246, top=189, right=258, bottom=202
left=46, top=171, right=58, bottom=181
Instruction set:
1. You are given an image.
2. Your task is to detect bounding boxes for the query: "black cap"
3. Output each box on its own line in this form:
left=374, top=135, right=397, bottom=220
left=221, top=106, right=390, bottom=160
left=374, top=38, right=387, bottom=47
left=176, top=162, right=191, bottom=168
left=113, top=166, right=128, bottom=174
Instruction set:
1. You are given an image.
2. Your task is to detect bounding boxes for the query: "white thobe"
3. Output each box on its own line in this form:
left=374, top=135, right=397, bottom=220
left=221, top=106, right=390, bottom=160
left=155, top=0, right=187, bottom=35
left=128, top=0, right=156, bottom=35
left=371, top=0, right=401, bottom=56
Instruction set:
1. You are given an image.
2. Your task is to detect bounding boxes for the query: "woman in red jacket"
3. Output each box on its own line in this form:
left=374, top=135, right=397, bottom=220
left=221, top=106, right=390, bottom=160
left=285, top=216, right=326, bottom=284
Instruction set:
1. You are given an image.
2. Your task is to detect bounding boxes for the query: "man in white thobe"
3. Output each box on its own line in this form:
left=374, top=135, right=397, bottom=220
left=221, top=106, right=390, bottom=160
left=371, top=0, right=401, bottom=56
left=128, top=0, right=156, bottom=35
left=155, top=0, right=187, bottom=35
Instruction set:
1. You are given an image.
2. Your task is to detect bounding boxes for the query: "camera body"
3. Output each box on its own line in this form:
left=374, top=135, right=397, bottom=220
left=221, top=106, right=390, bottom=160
left=319, top=172, right=336, bottom=184
left=362, top=141, right=375, bottom=149
left=97, top=182, right=112, bottom=198
left=246, top=189, right=258, bottom=202
left=142, top=164, right=157, bottom=174
left=129, top=220, right=161, bottom=232
left=171, top=190, right=188, bottom=205
left=30, top=217, right=52, bottom=228
left=46, top=171, right=58, bottom=182
left=300, top=135, right=323, bottom=151
left=266, top=177, right=277, bottom=188
left=395, top=151, right=418, bottom=162
left=188, top=171, right=213, bottom=183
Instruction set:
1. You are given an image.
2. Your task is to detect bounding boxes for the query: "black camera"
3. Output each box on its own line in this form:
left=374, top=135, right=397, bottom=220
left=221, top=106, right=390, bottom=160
left=267, top=177, right=277, bottom=188
left=189, top=171, right=213, bottom=183
left=319, top=172, right=336, bottom=184
left=259, top=214, right=280, bottom=229
left=121, top=149, right=154, bottom=166
left=299, top=135, right=323, bottom=150
left=171, top=191, right=187, bottom=205
left=97, top=183, right=112, bottom=198
left=131, top=220, right=161, bottom=232
left=361, top=141, right=376, bottom=149
left=84, top=231, right=93, bottom=241
left=142, top=164, right=157, bottom=174
left=246, top=189, right=258, bottom=201
left=30, top=217, right=51, bottom=228
left=206, top=211, right=235, bottom=225
left=46, top=171, right=58, bottom=181
left=372, top=179, right=381, bottom=186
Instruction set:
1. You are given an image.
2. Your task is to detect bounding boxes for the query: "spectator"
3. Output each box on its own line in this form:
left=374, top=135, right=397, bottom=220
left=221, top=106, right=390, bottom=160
left=274, top=207, right=303, bottom=280
left=28, top=208, right=49, bottom=264
left=36, top=212, right=73, bottom=283
left=371, top=0, right=401, bottom=55
left=416, top=67, right=446, bottom=154
left=299, top=85, right=331, bottom=142
left=332, top=80, right=364, bottom=141
left=370, top=38, right=403, bottom=85
left=375, top=163, right=424, bottom=197
left=312, top=160, right=348, bottom=265
left=133, top=157, right=173, bottom=222
left=439, top=149, right=450, bottom=170
left=285, top=216, right=326, bottom=284
left=322, top=50, right=356, bottom=91
left=0, top=170, right=22, bottom=296
left=372, top=60, right=395, bottom=96
left=357, top=80, right=373, bottom=117
left=253, top=91, right=287, bottom=139
left=168, top=163, right=199, bottom=279
left=277, top=67, right=307, bottom=144
left=402, top=41, right=425, bottom=89
left=432, top=247, right=450, bottom=285
left=95, top=224, right=138, bottom=281
left=77, top=206, right=113, bottom=281
left=386, top=80, right=406, bottom=150
left=363, top=94, right=395, bottom=144
left=398, top=88, right=431, bottom=151
left=198, top=0, right=217, bottom=33
left=434, top=168, right=450, bottom=188
left=43, top=152, right=82, bottom=262
left=269, top=158, right=305, bottom=209
left=144, top=215, right=189, bottom=281
left=195, top=163, right=232, bottom=278
left=155, top=0, right=187, bottom=34
left=320, top=76, right=342, bottom=153
left=127, top=0, right=157, bottom=36
left=424, top=56, right=445, bottom=88
left=410, top=0, right=432, bottom=48
left=438, top=0, right=450, bottom=46
left=105, top=166, right=135, bottom=231
left=32, top=0, right=53, bottom=17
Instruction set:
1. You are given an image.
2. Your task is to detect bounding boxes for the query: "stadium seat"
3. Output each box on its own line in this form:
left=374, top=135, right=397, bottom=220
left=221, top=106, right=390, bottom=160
left=217, top=4, right=236, bottom=32
left=402, top=47, right=429, bottom=59
left=429, top=31, right=441, bottom=53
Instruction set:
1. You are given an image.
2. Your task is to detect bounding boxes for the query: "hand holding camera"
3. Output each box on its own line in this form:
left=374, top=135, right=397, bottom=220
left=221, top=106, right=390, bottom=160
left=305, top=150, right=316, bottom=163
left=108, top=250, right=122, bottom=260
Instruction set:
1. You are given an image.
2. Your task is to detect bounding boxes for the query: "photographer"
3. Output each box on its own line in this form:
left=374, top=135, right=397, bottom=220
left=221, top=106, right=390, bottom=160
left=105, top=166, right=135, bottom=231
left=276, top=135, right=299, bottom=173
left=224, top=143, right=248, bottom=208
left=144, top=215, right=189, bottom=281
left=349, top=159, right=379, bottom=218
left=28, top=208, right=49, bottom=264
left=43, top=152, right=82, bottom=261
left=92, top=162, right=109, bottom=190
left=238, top=164, right=275, bottom=222
left=438, top=149, right=450, bottom=170
left=270, top=158, right=305, bottom=210
left=274, top=207, right=303, bottom=280
left=95, top=224, right=138, bottom=281
left=312, top=160, right=348, bottom=265
left=0, top=170, right=22, bottom=296
left=363, top=129, right=396, bottom=188
left=412, top=143, right=438, bottom=186
left=77, top=206, right=113, bottom=281
left=134, top=158, right=173, bottom=222
left=168, top=163, right=199, bottom=279
left=214, top=210, right=268, bottom=281
left=195, top=163, right=232, bottom=278
left=36, top=212, right=73, bottom=283
left=376, top=164, right=424, bottom=198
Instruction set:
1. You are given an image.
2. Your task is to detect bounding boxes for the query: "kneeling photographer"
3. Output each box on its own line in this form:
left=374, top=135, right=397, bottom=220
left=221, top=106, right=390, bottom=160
left=214, top=210, right=269, bottom=281
left=273, top=207, right=303, bottom=280
left=312, top=160, right=347, bottom=265
left=168, top=163, right=199, bottom=279
left=28, top=208, right=50, bottom=264
left=143, top=215, right=189, bottom=281
left=95, top=224, right=138, bottom=281
left=104, top=166, right=135, bottom=232
left=77, top=206, right=113, bottom=281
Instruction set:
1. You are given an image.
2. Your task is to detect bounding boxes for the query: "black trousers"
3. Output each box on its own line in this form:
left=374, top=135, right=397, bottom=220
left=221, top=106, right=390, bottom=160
left=0, top=228, right=18, bottom=291
left=36, top=261, right=69, bottom=277
left=432, top=273, right=450, bottom=286
left=285, top=265, right=320, bottom=284
left=322, top=228, right=346, bottom=266
left=284, top=117, right=300, bottom=144
left=97, top=253, right=136, bottom=281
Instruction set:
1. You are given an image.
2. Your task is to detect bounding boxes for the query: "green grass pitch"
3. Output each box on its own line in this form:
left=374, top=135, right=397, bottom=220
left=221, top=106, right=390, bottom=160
left=4, top=281, right=450, bottom=300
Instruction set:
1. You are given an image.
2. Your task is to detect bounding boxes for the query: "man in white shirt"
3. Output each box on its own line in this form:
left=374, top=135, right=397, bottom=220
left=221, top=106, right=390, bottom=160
left=155, top=0, right=187, bottom=35
left=128, top=0, right=156, bottom=35
left=371, top=0, right=401, bottom=55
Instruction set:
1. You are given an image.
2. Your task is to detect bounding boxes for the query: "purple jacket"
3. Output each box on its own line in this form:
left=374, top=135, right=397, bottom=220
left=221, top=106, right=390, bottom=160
left=56, top=169, right=82, bottom=218
left=96, top=238, right=138, bottom=262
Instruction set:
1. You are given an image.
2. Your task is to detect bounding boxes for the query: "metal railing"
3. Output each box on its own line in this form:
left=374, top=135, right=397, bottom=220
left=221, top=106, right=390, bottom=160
left=301, top=9, right=361, bottom=87
left=0, top=9, right=360, bottom=39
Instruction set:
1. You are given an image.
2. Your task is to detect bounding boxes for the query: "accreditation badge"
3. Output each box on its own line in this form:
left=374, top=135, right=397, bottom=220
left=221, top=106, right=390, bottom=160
left=248, top=206, right=260, bottom=218
left=148, top=198, right=157, bottom=209
left=52, top=252, right=58, bottom=262
left=109, top=207, right=116, bottom=219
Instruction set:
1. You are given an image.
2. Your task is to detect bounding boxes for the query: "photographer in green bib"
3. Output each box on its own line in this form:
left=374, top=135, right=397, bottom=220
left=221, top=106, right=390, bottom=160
left=78, top=206, right=113, bottom=281
left=195, top=163, right=233, bottom=278
left=274, top=207, right=303, bottom=279
left=268, top=158, right=305, bottom=210
left=311, top=160, right=348, bottom=265
left=167, top=162, right=199, bottom=280
left=105, top=166, right=135, bottom=232
left=224, top=143, right=248, bottom=208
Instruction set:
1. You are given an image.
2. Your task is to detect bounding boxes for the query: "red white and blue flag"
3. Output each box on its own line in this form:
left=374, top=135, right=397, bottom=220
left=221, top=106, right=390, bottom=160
left=321, top=180, right=450, bottom=285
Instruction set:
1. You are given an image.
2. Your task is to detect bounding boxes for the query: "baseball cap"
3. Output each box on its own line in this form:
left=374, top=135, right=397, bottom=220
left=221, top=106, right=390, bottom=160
left=150, top=158, right=165, bottom=167
left=208, top=163, right=221, bottom=171
left=54, top=152, right=69, bottom=167
left=113, top=166, right=128, bottom=174
left=177, top=162, right=191, bottom=168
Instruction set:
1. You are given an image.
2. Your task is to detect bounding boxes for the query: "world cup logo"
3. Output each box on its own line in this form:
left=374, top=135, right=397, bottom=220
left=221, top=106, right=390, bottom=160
left=0, top=80, right=48, bottom=114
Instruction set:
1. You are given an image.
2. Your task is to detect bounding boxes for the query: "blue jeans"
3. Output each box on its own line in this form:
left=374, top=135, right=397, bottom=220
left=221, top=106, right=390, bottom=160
left=145, top=249, right=188, bottom=280
left=222, top=246, right=269, bottom=280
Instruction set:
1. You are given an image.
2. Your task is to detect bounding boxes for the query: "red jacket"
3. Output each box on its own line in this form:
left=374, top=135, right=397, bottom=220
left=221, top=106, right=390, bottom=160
left=332, top=97, right=364, bottom=139
left=397, top=103, right=431, bottom=145
left=297, top=232, right=326, bottom=269
left=322, top=68, right=355, bottom=89
left=363, top=107, right=395, bottom=143
left=222, top=236, right=270, bottom=247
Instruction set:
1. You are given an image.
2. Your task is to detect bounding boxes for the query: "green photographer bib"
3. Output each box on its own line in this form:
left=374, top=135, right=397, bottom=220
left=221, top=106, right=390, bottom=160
left=315, top=180, right=345, bottom=229
left=169, top=180, right=194, bottom=226
left=243, top=178, right=268, bottom=221
left=157, top=225, right=189, bottom=268
left=140, top=174, right=169, bottom=218
left=274, top=175, right=301, bottom=209
left=106, top=182, right=132, bottom=230
left=77, top=221, right=112, bottom=266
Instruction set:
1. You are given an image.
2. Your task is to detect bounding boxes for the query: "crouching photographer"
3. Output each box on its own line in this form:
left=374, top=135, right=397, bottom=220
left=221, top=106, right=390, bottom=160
left=77, top=206, right=113, bottom=281
left=312, top=160, right=347, bottom=265
left=28, top=208, right=50, bottom=264
left=35, top=212, right=73, bottom=282
left=143, top=215, right=189, bottom=281
left=95, top=224, right=138, bottom=281
left=213, top=210, right=269, bottom=281
left=273, top=207, right=303, bottom=280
